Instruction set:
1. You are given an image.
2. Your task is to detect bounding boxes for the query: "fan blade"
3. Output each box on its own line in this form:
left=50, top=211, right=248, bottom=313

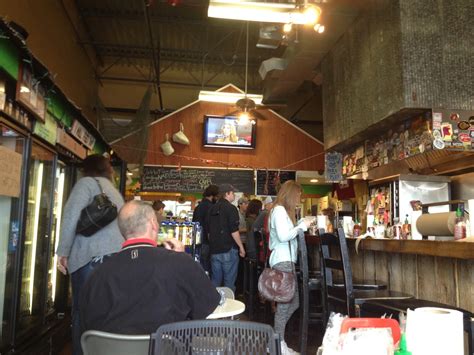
left=226, top=110, right=240, bottom=116
left=250, top=110, right=267, bottom=120
left=255, top=103, right=287, bottom=110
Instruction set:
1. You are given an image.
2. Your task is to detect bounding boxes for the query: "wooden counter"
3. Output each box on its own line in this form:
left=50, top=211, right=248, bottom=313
left=346, top=238, right=474, bottom=260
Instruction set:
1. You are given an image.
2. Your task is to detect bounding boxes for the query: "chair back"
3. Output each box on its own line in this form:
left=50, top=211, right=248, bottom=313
left=81, top=330, right=150, bottom=355
left=150, top=320, right=281, bottom=354
left=319, top=227, right=355, bottom=316
left=216, top=286, right=235, bottom=300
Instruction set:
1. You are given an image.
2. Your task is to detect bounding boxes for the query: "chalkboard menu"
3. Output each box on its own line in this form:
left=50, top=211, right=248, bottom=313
left=256, top=170, right=296, bottom=196
left=141, top=166, right=255, bottom=193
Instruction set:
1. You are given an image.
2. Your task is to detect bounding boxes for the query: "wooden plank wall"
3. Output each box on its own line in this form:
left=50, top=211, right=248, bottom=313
left=112, top=96, right=324, bottom=171
left=349, top=249, right=474, bottom=313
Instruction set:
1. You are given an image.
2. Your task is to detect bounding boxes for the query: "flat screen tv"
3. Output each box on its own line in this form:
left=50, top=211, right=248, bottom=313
left=203, top=115, right=256, bottom=149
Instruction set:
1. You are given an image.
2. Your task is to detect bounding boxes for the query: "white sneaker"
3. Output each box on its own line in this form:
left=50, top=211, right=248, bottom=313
left=280, top=340, right=300, bottom=355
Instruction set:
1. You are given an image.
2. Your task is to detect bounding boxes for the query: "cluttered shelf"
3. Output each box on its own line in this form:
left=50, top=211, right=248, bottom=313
left=346, top=237, right=474, bottom=259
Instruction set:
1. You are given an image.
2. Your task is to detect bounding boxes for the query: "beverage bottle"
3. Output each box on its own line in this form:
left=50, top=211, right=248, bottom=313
left=353, top=218, right=362, bottom=238
left=402, top=215, right=411, bottom=239
left=392, top=218, right=402, bottom=239
left=454, top=208, right=466, bottom=240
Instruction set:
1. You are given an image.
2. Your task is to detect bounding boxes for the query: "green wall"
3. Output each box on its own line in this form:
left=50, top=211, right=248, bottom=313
left=0, top=38, right=19, bottom=79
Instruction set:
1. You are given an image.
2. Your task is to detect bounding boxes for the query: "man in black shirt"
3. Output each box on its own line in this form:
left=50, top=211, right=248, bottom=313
left=192, top=184, right=219, bottom=273
left=208, top=184, right=245, bottom=291
left=80, top=201, right=220, bottom=335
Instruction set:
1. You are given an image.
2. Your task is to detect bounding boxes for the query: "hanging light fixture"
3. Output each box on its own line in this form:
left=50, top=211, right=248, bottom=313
left=208, top=1, right=321, bottom=25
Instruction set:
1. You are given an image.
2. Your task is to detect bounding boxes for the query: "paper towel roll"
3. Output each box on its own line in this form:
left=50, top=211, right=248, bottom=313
left=415, top=212, right=456, bottom=236
left=406, top=307, right=463, bottom=355
left=411, top=211, right=423, bottom=240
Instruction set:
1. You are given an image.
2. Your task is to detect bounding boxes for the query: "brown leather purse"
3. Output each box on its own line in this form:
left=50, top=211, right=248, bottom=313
left=258, top=241, right=296, bottom=303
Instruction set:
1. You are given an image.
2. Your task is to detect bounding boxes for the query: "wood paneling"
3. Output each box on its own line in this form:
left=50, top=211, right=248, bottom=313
left=113, top=92, right=324, bottom=171
left=351, top=250, right=474, bottom=312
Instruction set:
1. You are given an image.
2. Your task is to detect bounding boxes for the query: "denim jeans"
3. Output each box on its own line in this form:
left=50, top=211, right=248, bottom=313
left=71, top=255, right=112, bottom=355
left=211, top=248, right=239, bottom=292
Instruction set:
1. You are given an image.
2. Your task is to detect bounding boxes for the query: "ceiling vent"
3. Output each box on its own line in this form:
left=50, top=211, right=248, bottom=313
left=259, top=57, right=288, bottom=80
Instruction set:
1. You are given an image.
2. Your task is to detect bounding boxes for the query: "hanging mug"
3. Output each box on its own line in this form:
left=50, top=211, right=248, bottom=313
left=160, top=134, right=175, bottom=156
left=172, top=123, right=190, bottom=145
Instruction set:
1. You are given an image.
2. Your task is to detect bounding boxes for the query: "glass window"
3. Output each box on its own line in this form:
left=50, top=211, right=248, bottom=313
left=18, top=142, right=55, bottom=335
left=0, top=125, right=25, bottom=348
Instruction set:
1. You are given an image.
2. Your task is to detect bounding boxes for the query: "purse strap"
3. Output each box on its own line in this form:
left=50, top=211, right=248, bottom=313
left=94, top=178, right=106, bottom=195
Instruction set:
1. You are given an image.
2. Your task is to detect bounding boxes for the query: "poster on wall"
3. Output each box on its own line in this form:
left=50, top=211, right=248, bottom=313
left=16, top=64, right=46, bottom=122
left=325, top=152, right=343, bottom=183
left=0, top=145, right=23, bottom=198
left=256, top=170, right=296, bottom=196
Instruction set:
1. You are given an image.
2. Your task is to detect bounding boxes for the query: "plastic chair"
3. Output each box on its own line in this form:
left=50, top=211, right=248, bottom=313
left=81, top=330, right=150, bottom=355
left=340, top=318, right=401, bottom=345
left=149, top=320, right=281, bottom=354
left=319, top=228, right=413, bottom=317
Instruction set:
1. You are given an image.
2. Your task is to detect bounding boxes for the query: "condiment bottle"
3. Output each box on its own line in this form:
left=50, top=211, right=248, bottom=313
left=353, top=218, right=362, bottom=238
left=402, top=214, right=411, bottom=239
left=454, top=207, right=466, bottom=240
left=392, top=218, right=402, bottom=239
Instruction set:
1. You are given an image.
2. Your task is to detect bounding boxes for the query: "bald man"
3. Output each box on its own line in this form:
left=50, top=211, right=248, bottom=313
left=80, top=200, right=220, bottom=335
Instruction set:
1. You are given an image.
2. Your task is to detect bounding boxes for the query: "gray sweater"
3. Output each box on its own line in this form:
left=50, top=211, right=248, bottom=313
left=56, top=176, right=125, bottom=274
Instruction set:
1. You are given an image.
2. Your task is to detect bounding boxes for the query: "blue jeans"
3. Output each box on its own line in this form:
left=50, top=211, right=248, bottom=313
left=211, top=248, right=239, bottom=292
left=71, top=255, right=112, bottom=355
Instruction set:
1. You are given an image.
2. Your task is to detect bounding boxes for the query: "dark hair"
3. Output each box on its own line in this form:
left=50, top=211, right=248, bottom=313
left=246, top=199, right=263, bottom=218
left=152, top=200, right=165, bottom=211
left=82, top=154, right=112, bottom=178
left=203, top=184, right=219, bottom=197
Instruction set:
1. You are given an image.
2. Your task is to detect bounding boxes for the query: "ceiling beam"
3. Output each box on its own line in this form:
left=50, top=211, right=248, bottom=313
left=80, top=42, right=262, bottom=67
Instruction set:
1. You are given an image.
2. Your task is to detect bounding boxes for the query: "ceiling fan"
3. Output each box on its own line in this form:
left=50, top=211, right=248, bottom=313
left=228, top=22, right=285, bottom=122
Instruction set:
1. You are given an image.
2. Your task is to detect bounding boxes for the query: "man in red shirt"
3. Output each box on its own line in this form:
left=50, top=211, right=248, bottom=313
left=80, top=200, right=220, bottom=335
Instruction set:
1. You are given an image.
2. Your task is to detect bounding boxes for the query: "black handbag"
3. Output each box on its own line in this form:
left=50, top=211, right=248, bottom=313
left=76, top=178, right=118, bottom=237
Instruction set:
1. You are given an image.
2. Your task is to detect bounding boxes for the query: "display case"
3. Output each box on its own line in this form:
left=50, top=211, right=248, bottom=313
left=0, top=124, right=27, bottom=350
left=17, top=142, right=55, bottom=337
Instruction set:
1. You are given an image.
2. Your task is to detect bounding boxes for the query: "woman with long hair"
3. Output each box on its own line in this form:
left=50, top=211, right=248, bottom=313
left=56, top=154, right=124, bottom=355
left=269, top=180, right=312, bottom=355
left=215, top=122, right=238, bottom=143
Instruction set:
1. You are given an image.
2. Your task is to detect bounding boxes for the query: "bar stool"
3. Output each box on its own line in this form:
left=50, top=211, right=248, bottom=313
left=243, top=231, right=266, bottom=320
left=319, top=228, right=413, bottom=317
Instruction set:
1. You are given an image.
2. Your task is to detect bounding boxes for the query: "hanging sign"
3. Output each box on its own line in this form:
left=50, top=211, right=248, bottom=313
left=0, top=145, right=23, bottom=198
left=33, top=112, right=57, bottom=145
left=57, top=127, right=87, bottom=159
left=325, top=152, right=343, bottom=183
left=70, top=120, right=96, bottom=150
left=15, top=64, right=47, bottom=122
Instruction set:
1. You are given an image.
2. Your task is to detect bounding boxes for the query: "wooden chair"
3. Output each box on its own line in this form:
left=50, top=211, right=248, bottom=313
left=297, top=231, right=326, bottom=355
left=319, top=227, right=413, bottom=317
left=81, top=330, right=150, bottom=355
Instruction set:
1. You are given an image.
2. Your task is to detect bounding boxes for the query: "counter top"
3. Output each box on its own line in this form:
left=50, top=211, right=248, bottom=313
left=346, top=237, right=474, bottom=259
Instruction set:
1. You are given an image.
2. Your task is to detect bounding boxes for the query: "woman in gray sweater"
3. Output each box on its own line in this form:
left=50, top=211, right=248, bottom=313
left=56, top=154, right=124, bottom=355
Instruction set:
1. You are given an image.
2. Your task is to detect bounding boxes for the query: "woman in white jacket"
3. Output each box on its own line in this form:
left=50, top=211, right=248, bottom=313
left=269, top=180, right=312, bottom=355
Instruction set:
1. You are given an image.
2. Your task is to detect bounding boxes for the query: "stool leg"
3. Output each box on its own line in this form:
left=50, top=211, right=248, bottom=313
left=248, top=261, right=255, bottom=320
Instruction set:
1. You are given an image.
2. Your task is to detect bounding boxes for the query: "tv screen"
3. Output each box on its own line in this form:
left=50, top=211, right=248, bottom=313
left=203, top=115, right=256, bottom=149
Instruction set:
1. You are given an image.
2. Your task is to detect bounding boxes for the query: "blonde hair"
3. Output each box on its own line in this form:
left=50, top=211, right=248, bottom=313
left=273, top=180, right=302, bottom=224
left=218, top=123, right=238, bottom=143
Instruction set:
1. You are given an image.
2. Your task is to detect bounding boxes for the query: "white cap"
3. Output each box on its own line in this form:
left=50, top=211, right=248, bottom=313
left=263, top=196, right=274, bottom=205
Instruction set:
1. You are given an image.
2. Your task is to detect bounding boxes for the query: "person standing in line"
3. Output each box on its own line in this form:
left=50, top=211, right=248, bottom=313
left=208, top=184, right=246, bottom=291
left=56, top=154, right=124, bottom=355
left=269, top=180, right=312, bottom=355
left=152, top=200, right=166, bottom=225
left=237, top=196, right=249, bottom=242
left=192, top=184, right=219, bottom=273
left=244, top=199, right=263, bottom=260
left=253, top=196, right=274, bottom=233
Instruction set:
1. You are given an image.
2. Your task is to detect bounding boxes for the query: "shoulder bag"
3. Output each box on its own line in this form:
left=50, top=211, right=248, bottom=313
left=257, top=240, right=296, bottom=303
left=76, top=178, right=118, bottom=237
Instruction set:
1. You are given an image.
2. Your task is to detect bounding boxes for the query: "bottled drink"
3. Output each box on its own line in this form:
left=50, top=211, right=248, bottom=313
left=454, top=208, right=466, bottom=240
left=392, top=218, right=402, bottom=239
